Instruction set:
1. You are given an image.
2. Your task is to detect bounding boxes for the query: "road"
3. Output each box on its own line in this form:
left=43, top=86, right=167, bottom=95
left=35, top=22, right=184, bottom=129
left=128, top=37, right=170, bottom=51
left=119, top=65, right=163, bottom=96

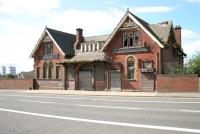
left=0, top=92, right=200, bottom=134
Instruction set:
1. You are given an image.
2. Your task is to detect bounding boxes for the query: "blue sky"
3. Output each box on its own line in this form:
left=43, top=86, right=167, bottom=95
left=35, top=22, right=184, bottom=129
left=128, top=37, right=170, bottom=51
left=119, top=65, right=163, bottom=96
left=0, top=0, right=200, bottom=73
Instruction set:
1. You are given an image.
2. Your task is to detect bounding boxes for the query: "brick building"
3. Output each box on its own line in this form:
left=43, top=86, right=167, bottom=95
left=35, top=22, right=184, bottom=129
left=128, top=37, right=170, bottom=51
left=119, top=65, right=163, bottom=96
left=30, top=10, right=185, bottom=91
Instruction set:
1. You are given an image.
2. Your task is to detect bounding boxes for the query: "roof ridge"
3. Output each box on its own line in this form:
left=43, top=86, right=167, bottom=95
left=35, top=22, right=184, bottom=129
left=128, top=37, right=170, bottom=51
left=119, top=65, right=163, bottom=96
left=46, top=27, right=76, bottom=36
left=85, top=34, right=110, bottom=38
left=150, top=20, right=172, bottom=26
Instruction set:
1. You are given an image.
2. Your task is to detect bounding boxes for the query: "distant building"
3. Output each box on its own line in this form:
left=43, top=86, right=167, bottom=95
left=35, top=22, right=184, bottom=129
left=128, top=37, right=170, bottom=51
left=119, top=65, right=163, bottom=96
left=8, top=66, right=16, bottom=75
left=18, top=71, right=33, bottom=79
left=1, top=66, right=6, bottom=75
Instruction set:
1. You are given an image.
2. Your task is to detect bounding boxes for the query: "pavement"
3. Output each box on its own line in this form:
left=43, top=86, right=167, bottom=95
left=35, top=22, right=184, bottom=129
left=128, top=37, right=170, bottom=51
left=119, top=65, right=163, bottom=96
left=0, top=89, right=200, bottom=98
left=0, top=92, right=200, bottom=134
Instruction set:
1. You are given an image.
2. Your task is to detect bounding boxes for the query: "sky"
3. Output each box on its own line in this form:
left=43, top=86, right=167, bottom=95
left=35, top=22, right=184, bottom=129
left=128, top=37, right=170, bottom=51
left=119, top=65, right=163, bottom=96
left=0, top=0, right=200, bottom=73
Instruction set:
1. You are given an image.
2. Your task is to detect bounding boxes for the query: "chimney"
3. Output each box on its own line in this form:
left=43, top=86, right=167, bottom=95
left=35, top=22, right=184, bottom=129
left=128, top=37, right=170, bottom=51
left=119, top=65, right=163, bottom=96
left=174, top=25, right=181, bottom=45
left=75, top=28, right=83, bottom=49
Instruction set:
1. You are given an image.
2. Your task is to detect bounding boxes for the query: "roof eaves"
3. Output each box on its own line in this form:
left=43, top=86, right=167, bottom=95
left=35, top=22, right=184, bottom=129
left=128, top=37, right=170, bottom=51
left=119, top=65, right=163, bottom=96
left=100, top=11, right=129, bottom=51
left=29, top=28, right=46, bottom=58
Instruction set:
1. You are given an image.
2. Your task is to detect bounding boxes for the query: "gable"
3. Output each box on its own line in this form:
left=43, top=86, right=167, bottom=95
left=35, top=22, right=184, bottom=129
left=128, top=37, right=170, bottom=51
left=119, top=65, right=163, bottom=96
left=121, top=17, right=138, bottom=28
left=46, top=28, right=76, bottom=56
left=30, top=27, right=76, bottom=58
left=42, top=33, right=52, bottom=42
left=101, top=10, right=164, bottom=51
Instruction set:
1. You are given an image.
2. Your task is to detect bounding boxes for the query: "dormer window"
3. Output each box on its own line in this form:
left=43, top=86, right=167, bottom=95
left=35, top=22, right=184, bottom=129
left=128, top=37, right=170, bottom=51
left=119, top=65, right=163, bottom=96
left=94, top=43, right=98, bottom=51
left=91, top=44, right=93, bottom=52
left=81, top=42, right=104, bottom=53
left=123, top=31, right=140, bottom=47
left=81, top=44, right=85, bottom=52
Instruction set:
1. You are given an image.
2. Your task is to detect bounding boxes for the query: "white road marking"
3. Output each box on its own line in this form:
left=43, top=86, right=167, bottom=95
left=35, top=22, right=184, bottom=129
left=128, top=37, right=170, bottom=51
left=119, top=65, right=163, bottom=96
left=19, top=100, right=55, bottom=104
left=79, top=104, right=142, bottom=110
left=0, top=108, right=200, bottom=133
left=91, top=98, right=200, bottom=104
left=180, top=110, right=200, bottom=113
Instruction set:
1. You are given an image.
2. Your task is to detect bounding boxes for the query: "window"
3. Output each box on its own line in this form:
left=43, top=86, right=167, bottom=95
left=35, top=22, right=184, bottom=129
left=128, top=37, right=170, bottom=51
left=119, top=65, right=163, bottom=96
left=43, top=43, right=53, bottom=55
left=123, top=31, right=140, bottom=47
left=48, top=62, right=53, bottom=79
left=81, top=44, right=85, bottom=52
left=43, top=63, right=47, bottom=79
left=134, top=31, right=139, bottom=46
left=127, top=56, right=135, bottom=80
left=143, top=61, right=153, bottom=69
left=94, top=43, right=98, bottom=51
left=123, top=32, right=128, bottom=47
left=36, top=67, right=40, bottom=79
left=86, top=44, right=89, bottom=52
left=91, top=44, right=93, bottom=52
left=56, top=66, right=61, bottom=79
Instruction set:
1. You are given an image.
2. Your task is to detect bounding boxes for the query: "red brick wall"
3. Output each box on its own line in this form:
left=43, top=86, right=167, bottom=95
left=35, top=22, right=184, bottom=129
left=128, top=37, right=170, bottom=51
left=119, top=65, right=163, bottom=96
left=33, top=41, right=65, bottom=80
left=0, top=79, right=33, bottom=89
left=36, top=79, right=63, bottom=90
left=156, top=74, right=199, bottom=92
left=104, top=28, right=160, bottom=90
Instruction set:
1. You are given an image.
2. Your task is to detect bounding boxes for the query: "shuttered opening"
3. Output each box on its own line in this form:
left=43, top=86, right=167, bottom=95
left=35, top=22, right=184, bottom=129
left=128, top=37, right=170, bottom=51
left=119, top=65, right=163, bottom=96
left=79, top=71, right=92, bottom=91
left=110, top=70, right=121, bottom=91
left=141, top=73, right=154, bottom=92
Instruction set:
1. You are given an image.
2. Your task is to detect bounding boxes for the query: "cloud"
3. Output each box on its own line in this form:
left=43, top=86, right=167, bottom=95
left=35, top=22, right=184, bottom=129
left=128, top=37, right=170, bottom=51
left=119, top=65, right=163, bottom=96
left=186, top=0, right=200, bottom=3
left=0, top=20, right=42, bottom=72
left=105, top=0, right=115, bottom=5
left=0, top=8, right=125, bottom=72
left=0, top=0, right=61, bottom=15
left=47, top=8, right=124, bottom=36
left=132, top=6, right=173, bottom=13
left=182, top=29, right=200, bottom=57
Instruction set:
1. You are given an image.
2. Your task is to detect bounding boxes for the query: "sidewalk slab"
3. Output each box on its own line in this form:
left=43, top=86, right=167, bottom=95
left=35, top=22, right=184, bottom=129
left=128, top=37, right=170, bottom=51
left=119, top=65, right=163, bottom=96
left=0, top=89, right=200, bottom=98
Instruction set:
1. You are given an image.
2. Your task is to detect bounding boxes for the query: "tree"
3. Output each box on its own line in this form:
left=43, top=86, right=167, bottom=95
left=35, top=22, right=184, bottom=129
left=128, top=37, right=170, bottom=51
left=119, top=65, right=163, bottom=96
left=169, top=52, right=200, bottom=75
left=6, top=74, right=16, bottom=79
left=187, top=52, right=200, bottom=75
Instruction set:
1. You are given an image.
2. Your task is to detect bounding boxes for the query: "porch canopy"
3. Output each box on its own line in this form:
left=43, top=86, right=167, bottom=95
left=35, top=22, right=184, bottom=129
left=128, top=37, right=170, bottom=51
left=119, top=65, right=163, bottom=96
left=60, top=52, right=108, bottom=64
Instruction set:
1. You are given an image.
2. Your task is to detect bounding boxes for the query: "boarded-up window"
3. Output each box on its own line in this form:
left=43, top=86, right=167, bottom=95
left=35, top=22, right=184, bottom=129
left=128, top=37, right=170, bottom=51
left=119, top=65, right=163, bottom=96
left=67, top=65, right=75, bottom=80
left=48, top=62, right=53, bottom=79
left=43, top=63, right=47, bottom=79
left=143, top=61, right=153, bottom=69
left=56, top=66, right=61, bottom=79
left=37, top=67, right=40, bottom=79
left=95, top=64, right=105, bottom=80
left=127, top=56, right=135, bottom=80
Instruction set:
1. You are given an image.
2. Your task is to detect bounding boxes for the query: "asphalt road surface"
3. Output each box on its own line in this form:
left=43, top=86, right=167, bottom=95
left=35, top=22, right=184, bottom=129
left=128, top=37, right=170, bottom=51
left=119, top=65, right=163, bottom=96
left=0, top=92, right=200, bottom=134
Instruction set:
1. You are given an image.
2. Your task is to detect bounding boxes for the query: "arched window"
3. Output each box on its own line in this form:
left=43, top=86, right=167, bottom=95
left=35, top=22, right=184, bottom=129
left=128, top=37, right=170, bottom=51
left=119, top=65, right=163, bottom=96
left=43, top=62, right=48, bottom=79
left=127, top=56, right=135, bottom=80
left=48, top=62, right=53, bottom=79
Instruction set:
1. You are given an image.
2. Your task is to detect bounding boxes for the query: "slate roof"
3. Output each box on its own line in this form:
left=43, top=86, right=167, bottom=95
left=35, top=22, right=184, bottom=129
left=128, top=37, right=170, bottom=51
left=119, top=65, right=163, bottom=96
left=46, top=28, right=76, bottom=55
left=129, top=12, right=172, bottom=44
left=149, top=21, right=172, bottom=43
left=84, top=35, right=110, bottom=43
left=62, top=52, right=107, bottom=63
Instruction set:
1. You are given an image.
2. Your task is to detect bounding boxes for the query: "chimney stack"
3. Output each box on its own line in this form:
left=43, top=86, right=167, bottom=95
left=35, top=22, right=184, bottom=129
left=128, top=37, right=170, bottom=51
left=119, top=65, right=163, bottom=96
left=76, top=28, right=83, bottom=41
left=174, top=25, right=181, bottom=45
left=75, top=28, right=83, bottom=49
